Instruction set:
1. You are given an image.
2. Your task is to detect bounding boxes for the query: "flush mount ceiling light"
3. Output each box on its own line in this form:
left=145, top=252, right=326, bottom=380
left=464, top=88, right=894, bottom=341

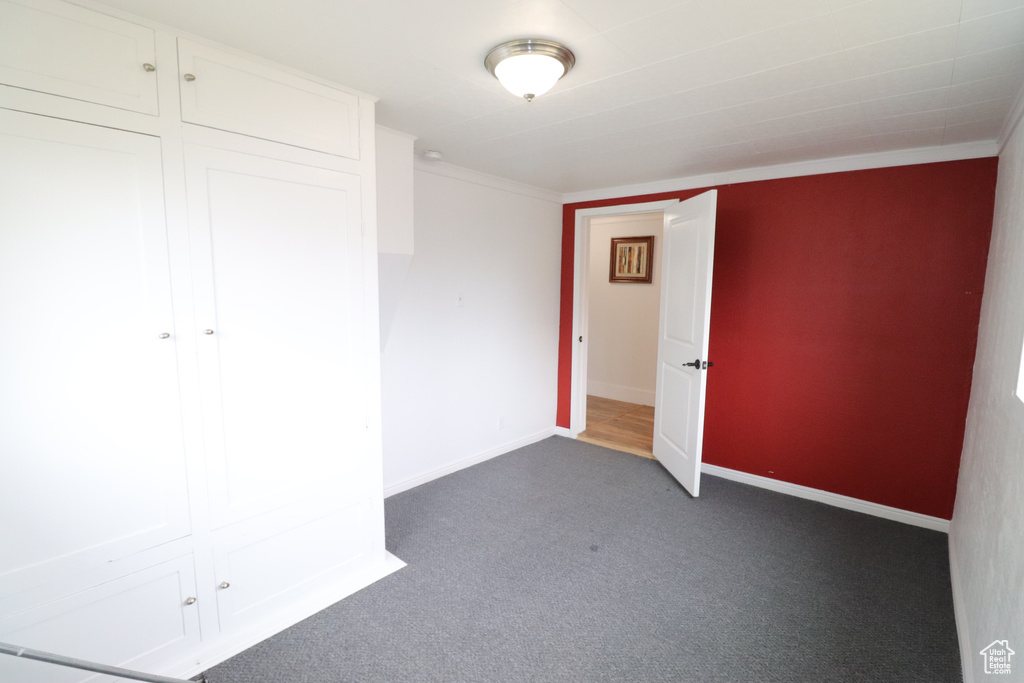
left=485, top=39, right=575, bottom=102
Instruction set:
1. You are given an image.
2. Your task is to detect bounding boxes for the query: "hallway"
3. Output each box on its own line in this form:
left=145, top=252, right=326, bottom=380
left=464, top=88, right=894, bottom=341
left=576, top=395, right=655, bottom=459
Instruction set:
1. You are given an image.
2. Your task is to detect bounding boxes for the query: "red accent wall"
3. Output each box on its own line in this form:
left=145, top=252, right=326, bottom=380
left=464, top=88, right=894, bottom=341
left=558, top=159, right=998, bottom=519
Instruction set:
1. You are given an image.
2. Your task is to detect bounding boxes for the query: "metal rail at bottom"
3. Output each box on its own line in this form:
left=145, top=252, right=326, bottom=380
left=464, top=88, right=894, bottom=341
left=0, top=641, right=192, bottom=683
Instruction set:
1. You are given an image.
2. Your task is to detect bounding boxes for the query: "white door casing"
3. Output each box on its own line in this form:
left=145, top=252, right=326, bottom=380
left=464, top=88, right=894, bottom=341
left=569, top=200, right=680, bottom=435
left=652, top=190, right=717, bottom=497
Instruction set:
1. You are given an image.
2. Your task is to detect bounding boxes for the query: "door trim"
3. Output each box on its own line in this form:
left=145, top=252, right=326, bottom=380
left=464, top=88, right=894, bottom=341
left=569, top=199, right=680, bottom=436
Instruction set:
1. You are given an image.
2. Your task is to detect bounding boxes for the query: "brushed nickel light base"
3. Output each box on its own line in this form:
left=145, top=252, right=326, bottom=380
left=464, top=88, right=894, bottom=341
left=485, top=39, right=575, bottom=102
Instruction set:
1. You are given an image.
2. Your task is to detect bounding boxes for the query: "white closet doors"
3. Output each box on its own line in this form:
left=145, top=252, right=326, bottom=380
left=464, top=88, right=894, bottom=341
left=183, top=145, right=367, bottom=532
left=0, top=109, right=190, bottom=596
left=177, top=39, right=359, bottom=157
left=0, top=556, right=200, bottom=683
left=0, top=2, right=396, bottom=673
left=0, top=0, right=159, bottom=114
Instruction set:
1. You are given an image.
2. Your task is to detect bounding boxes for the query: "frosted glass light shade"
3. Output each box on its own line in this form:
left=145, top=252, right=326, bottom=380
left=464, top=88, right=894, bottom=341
left=485, top=39, right=575, bottom=102
left=494, top=54, right=565, bottom=100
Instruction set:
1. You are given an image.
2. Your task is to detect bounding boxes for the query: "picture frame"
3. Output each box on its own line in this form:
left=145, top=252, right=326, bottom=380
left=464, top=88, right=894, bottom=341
left=609, top=236, right=654, bottom=283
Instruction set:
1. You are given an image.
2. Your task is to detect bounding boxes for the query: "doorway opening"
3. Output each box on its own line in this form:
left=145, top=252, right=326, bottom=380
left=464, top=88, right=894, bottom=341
left=567, top=192, right=718, bottom=497
left=575, top=210, right=664, bottom=459
left=568, top=200, right=678, bottom=454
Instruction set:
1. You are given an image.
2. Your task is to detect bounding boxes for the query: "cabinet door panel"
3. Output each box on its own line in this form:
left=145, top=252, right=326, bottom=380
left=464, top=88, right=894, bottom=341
left=178, top=39, right=360, bottom=158
left=0, top=110, right=190, bottom=596
left=213, top=505, right=370, bottom=633
left=0, top=0, right=158, bottom=114
left=0, top=556, right=200, bottom=683
left=184, top=145, right=367, bottom=530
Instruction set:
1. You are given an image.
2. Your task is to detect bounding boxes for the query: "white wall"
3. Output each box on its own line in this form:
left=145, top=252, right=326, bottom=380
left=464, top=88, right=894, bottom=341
left=376, top=127, right=415, bottom=256
left=950, top=115, right=1024, bottom=682
left=380, top=164, right=563, bottom=495
left=586, top=213, right=663, bottom=406
left=376, top=126, right=415, bottom=351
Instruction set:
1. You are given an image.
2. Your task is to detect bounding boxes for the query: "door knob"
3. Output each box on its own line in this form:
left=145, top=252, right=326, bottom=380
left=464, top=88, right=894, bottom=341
left=184, top=596, right=196, bottom=605
left=158, top=332, right=171, bottom=339
left=682, top=359, right=700, bottom=368
left=219, top=581, right=230, bottom=589
left=204, top=329, right=215, bottom=335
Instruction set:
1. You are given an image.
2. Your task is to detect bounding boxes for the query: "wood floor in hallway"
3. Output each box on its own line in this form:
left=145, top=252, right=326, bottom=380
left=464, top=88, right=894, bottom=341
left=577, top=395, right=656, bottom=459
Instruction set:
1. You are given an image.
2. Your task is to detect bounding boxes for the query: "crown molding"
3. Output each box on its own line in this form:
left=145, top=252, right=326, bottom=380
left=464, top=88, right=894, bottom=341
left=560, top=141, right=1000, bottom=205
left=414, top=158, right=562, bottom=204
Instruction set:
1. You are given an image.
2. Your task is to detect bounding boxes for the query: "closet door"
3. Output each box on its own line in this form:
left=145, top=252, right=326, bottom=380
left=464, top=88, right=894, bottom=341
left=0, top=0, right=159, bottom=114
left=0, top=556, right=201, bottom=683
left=211, top=506, right=372, bottom=633
left=0, top=110, right=190, bottom=597
left=183, top=145, right=367, bottom=531
left=177, top=39, right=360, bottom=157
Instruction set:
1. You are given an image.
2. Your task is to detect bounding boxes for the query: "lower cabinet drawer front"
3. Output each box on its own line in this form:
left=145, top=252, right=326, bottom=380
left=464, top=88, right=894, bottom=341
left=0, top=555, right=200, bottom=683
left=214, top=505, right=371, bottom=632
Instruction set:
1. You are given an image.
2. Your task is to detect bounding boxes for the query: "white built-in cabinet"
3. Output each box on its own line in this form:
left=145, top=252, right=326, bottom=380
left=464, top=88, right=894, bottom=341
left=0, top=0, right=160, bottom=114
left=0, top=0, right=398, bottom=680
left=177, top=39, right=361, bottom=157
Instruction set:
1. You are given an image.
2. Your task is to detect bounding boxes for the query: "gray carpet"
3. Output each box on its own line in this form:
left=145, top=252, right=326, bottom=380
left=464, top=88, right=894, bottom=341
left=207, top=436, right=962, bottom=682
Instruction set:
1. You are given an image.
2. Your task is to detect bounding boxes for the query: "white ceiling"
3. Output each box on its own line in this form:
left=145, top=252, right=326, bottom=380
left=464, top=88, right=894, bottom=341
left=97, top=0, right=1024, bottom=193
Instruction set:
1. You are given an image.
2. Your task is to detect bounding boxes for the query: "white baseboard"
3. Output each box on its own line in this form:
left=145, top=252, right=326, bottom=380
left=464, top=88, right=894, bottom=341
left=701, top=463, right=951, bottom=532
left=554, top=426, right=577, bottom=438
left=587, top=381, right=655, bottom=406
left=948, top=534, right=974, bottom=683
left=384, top=428, right=557, bottom=497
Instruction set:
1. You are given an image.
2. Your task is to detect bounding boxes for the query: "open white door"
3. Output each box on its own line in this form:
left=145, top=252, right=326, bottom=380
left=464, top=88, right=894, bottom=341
left=652, top=190, right=717, bottom=497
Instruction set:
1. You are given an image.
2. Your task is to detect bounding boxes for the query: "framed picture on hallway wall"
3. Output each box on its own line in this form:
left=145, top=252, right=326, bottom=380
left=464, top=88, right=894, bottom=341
left=609, top=236, right=654, bottom=283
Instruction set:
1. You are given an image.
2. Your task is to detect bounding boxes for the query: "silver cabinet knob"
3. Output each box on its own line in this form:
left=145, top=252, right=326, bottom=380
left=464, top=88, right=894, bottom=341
left=219, top=581, right=230, bottom=589
left=142, top=63, right=156, bottom=72
left=183, top=73, right=196, bottom=82
left=159, top=332, right=171, bottom=339
left=184, top=596, right=197, bottom=605
left=204, top=329, right=214, bottom=335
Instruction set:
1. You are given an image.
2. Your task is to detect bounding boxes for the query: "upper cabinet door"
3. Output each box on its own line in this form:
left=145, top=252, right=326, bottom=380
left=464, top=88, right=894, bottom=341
left=183, top=144, right=367, bottom=530
left=177, top=39, right=361, bottom=158
left=0, top=109, right=190, bottom=596
left=0, top=0, right=158, bottom=114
